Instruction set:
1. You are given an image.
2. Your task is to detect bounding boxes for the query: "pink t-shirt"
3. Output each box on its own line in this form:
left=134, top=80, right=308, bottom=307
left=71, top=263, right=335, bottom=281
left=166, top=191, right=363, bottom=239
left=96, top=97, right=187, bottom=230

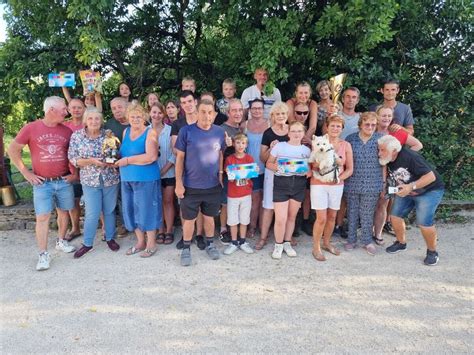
left=15, top=120, right=73, bottom=178
left=63, top=120, right=84, bottom=132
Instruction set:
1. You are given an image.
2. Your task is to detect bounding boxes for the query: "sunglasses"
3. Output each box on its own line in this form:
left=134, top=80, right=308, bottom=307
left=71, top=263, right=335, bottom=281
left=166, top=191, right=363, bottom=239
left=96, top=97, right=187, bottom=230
left=295, top=111, right=309, bottom=116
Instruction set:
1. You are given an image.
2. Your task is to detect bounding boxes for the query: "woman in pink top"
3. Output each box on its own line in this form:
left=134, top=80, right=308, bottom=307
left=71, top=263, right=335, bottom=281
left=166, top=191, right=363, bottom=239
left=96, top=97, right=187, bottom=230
left=310, top=115, right=353, bottom=261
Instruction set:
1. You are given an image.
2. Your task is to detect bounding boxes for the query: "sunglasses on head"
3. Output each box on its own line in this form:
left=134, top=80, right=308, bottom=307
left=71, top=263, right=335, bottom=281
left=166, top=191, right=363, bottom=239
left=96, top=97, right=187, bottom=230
left=295, top=111, right=309, bottom=115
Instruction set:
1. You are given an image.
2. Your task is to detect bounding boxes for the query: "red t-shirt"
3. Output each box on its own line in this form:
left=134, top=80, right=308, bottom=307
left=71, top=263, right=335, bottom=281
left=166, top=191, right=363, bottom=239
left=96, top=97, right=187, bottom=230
left=390, top=129, right=408, bottom=145
left=15, top=120, right=73, bottom=178
left=63, top=120, right=84, bottom=132
left=225, top=153, right=254, bottom=198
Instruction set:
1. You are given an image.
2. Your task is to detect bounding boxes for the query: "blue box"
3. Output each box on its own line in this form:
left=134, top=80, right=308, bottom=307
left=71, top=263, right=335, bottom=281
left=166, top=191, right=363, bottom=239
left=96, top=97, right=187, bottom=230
left=48, top=73, right=75, bottom=87
left=226, top=163, right=259, bottom=180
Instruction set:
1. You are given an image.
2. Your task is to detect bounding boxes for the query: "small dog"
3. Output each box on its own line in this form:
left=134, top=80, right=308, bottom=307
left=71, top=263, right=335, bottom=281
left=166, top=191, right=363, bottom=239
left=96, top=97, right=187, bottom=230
left=308, top=135, right=340, bottom=183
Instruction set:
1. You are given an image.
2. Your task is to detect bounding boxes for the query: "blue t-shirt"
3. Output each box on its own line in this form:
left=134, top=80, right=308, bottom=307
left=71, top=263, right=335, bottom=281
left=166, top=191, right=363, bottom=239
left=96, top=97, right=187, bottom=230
left=369, top=102, right=415, bottom=127
left=175, top=123, right=225, bottom=189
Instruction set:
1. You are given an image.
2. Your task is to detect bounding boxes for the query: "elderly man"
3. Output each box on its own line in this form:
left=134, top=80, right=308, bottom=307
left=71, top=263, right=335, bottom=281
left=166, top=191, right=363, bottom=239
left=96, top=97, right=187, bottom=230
left=241, top=67, right=281, bottom=120
left=378, top=135, right=444, bottom=266
left=104, top=97, right=129, bottom=142
left=8, top=96, right=77, bottom=271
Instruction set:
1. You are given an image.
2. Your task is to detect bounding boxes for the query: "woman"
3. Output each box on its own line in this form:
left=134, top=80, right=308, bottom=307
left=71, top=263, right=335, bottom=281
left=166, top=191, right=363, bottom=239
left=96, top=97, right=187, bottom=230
left=266, top=121, right=311, bottom=259
left=68, top=108, right=120, bottom=258
left=117, top=82, right=133, bottom=102
left=286, top=82, right=319, bottom=137
left=344, top=112, right=384, bottom=255
left=165, top=100, right=179, bottom=125
left=310, top=115, right=353, bottom=261
left=150, top=103, right=176, bottom=245
left=373, top=106, right=423, bottom=245
left=255, top=102, right=289, bottom=250
left=316, top=80, right=333, bottom=130
left=146, top=92, right=160, bottom=111
left=116, top=103, right=162, bottom=257
left=241, top=98, right=269, bottom=238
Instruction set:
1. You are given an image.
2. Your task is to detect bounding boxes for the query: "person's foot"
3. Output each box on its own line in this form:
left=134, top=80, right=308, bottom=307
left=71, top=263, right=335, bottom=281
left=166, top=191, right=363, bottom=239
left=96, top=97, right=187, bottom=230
left=56, top=239, right=76, bottom=253
left=333, top=225, right=347, bottom=239
left=74, top=245, right=93, bottom=258
left=239, top=242, right=254, bottom=254
left=302, top=219, right=313, bottom=236
left=363, top=243, right=377, bottom=256
left=424, top=249, right=439, bottom=266
left=117, top=225, right=128, bottom=238
left=255, top=238, right=267, bottom=250
left=383, top=222, right=395, bottom=235
left=64, top=230, right=81, bottom=242
left=176, top=238, right=184, bottom=250
left=271, top=243, right=284, bottom=259
left=344, top=242, right=356, bottom=251
left=206, top=243, right=220, bottom=260
left=180, top=248, right=192, bottom=266
left=312, top=250, right=326, bottom=261
left=224, top=243, right=239, bottom=255
left=219, top=230, right=232, bottom=245
left=246, top=227, right=257, bottom=239
left=195, top=235, right=206, bottom=250
left=36, top=252, right=51, bottom=271
left=283, top=241, right=297, bottom=257
left=106, top=239, right=120, bottom=252
left=386, top=241, right=407, bottom=254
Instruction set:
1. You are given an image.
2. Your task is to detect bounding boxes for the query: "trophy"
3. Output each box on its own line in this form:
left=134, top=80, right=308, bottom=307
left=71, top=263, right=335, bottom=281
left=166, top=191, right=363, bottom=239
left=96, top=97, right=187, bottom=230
left=328, top=73, right=347, bottom=104
left=102, top=129, right=121, bottom=164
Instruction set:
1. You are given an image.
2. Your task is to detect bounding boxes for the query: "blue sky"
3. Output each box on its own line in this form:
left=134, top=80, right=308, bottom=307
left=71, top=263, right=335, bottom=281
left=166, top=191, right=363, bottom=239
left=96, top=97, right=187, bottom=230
left=0, top=4, right=7, bottom=42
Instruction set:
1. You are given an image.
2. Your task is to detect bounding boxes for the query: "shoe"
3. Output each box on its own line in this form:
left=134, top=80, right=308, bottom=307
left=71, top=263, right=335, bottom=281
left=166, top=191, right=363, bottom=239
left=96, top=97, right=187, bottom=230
left=180, top=248, right=192, bottom=266
left=344, top=242, right=356, bottom=251
left=176, top=238, right=184, bottom=250
left=195, top=235, right=206, bottom=250
left=272, top=243, right=284, bottom=259
left=219, top=230, right=232, bottom=245
left=386, top=241, right=407, bottom=254
left=106, top=239, right=120, bottom=252
left=36, top=252, right=51, bottom=271
left=74, top=245, right=93, bottom=258
left=383, top=222, right=395, bottom=235
left=224, top=243, right=239, bottom=255
left=206, top=243, right=220, bottom=260
left=363, top=243, right=377, bottom=256
left=56, top=239, right=76, bottom=253
left=333, top=225, right=347, bottom=239
left=424, top=250, right=439, bottom=266
left=283, top=241, right=297, bottom=257
left=239, top=242, right=254, bottom=254
left=117, top=225, right=128, bottom=238
left=302, top=219, right=313, bottom=236
left=339, top=226, right=348, bottom=239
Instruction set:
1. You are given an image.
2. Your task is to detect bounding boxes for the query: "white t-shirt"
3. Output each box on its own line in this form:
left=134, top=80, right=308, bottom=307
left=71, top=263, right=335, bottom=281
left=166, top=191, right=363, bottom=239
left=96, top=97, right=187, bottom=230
left=240, top=84, right=282, bottom=120
left=270, top=142, right=311, bottom=177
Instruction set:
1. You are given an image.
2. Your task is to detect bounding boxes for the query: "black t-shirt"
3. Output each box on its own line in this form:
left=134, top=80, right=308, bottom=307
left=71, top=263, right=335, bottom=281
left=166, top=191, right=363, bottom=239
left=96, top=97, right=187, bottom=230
left=104, top=118, right=130, bottom=142
left=388, top=148, right=444, bottom=194
left=214, top=112, right=227, bottom=126
left=261, top=127, right=289, bottom=147
left=170, top=117, right=189, bottom=136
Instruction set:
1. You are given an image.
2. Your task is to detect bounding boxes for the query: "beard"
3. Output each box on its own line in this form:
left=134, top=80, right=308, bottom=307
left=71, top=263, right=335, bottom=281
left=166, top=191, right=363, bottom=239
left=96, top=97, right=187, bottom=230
left=379, top=157, right=391, bottom=166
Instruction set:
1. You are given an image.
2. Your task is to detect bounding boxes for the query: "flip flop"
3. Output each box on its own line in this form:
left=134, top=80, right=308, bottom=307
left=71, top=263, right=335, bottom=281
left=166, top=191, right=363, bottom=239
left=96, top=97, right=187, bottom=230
left=255, top=238, right=267, bottom=250
left=126, top=246, right=145, bottom=255
left=322, top=244, right=341, bottom=256
left=373, top=236, right=385, bottom=246
left=312, top=250, right=326, bottom=261
left=163, top=233, right=174, bottom=245
left=140, top=248, right=158, bottom=258
left=64, top=231, right=81, bottom=242
left=156, top=233, right=165, bottom=244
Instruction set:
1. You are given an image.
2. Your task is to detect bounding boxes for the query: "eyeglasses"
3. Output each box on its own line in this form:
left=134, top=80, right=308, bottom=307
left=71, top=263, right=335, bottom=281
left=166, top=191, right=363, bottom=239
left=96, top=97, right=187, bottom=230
left=295, top=111, right=309, bottom=116
left=250, top=107, right=263, bottom=111
left=289, top=130, right=304, bottom=133
left=363, top=123, right=377, bottom=127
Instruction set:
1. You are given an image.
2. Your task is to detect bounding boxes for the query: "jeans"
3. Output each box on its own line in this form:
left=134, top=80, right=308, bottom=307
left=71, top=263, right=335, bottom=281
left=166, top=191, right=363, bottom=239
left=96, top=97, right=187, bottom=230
left=33, top=179, right=74, bottom=215
left=82, top=183, right=119, bottom=247
left=391, top=189, right=444, bottom=227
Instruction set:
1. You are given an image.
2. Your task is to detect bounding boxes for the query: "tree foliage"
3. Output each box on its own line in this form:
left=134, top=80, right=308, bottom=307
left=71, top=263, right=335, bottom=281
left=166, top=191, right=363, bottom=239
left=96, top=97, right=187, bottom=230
left=0, top=0, right=472, bottom=194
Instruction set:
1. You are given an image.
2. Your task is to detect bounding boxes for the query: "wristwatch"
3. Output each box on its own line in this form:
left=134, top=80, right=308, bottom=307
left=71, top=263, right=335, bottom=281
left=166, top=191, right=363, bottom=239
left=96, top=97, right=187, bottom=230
left=412, top=183, right=417, bottom=191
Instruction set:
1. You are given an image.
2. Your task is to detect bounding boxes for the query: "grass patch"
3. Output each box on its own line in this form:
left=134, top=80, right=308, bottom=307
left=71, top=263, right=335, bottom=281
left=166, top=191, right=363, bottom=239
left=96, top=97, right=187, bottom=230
left=4, top=134, right=32, bottom=201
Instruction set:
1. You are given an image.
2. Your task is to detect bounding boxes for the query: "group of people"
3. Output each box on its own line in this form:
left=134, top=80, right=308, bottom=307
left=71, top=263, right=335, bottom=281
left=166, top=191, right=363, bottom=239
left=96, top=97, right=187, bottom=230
left=7, top=68, right=445, bottom=271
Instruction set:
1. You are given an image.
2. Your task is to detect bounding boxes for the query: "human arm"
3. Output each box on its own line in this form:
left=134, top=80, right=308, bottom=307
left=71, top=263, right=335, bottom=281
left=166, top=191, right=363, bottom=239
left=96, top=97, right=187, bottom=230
left=389, top=124, right=414, bottom=135
left=406, top=134, right=422, bottom=151
left=396, top=171, right=436, bottom=197
left=265, top=153, right=278, bottom=172
left=174, top=150, right=185, bottom=198
left=62, top=87, right=72, bottom=104
left=95, top=92, right=103, bottom=112
left=7, top=140, right=44, bottom=185
left=286, top=99, right=295, bottom=123
left=115, top=129, right=158, bottom=167
left=260, top=140, right=279, bottom=164
left=305, top=100, right=318, bottom=140
left=338, top=143, right=353, bottom=181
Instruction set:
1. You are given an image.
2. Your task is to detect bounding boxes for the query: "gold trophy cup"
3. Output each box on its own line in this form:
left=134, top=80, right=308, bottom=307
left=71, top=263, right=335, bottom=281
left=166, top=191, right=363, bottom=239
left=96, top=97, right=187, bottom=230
left=328, top=73, right=347, bottom=104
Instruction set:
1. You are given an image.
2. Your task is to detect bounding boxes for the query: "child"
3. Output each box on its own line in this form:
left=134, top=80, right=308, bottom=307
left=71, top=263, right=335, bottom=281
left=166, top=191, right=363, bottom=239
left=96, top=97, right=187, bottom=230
left=223, top=133, right=255, bottom=255
left=217, top=78, right=237, bottom=116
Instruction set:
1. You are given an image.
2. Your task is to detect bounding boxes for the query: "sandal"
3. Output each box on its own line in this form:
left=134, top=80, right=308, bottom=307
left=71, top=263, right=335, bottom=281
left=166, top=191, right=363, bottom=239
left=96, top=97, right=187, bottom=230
left=290, top=237, right=298, bottom=247
left=140, top=248, right=158, bottom=258
left=312, top=250, right=326, bottom=262
left=247, top=227, right=257, bottom=239
left=126, top=246, right=145, bottom=255
left=156, top=233, right=165, bottom=244
left=322, top=244, right=341, bottom=256
left=373, top=236, right=385, bottom=246
left=255, top=238, right=267, bottom=250
left=64, top=230, right=81, bottom=242
left=163, top=233, right=174, bottom=245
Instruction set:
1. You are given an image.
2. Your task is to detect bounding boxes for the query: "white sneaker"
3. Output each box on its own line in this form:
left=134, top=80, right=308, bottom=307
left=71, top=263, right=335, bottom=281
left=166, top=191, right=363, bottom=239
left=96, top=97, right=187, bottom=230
left=55, top=239, right=76, bottom=253
left=272, top=243, right=284, bottom=259
left=224, top=243, right=239, bottom=255
left=239, top=242, right=254, bottom=254
left=283, top=242, right=297, bottom=257
left=36, top=252, right=51, bottom=271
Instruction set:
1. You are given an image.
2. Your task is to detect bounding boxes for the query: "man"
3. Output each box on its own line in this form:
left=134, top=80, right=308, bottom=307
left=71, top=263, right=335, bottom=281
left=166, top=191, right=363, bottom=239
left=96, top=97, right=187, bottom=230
left=8, top=96, right=77, bottom=271
left=218, top=99, right=244, bottom=244
left=339, top=87, right=361, bottom=139
left=241, top=68, right=281, bottom=120
left=378, top=135, right=444, bottom=266
left=200, top=92, right=227, bottom=126
left=370, top=79, right=415, bottom=135
left=104, top=97, right=129, bottom=142
left=175, top=99, right=226, bottom=266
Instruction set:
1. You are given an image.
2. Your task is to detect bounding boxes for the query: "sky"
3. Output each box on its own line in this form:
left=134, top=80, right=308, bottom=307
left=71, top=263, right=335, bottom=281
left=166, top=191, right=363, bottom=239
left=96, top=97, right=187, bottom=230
left=0, top=4, right=7, bottom=43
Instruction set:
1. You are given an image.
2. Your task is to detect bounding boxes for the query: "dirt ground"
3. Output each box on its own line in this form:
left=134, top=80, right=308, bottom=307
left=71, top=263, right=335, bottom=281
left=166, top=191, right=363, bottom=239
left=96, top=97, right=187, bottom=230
left=0, top=218, right=473, bottom=354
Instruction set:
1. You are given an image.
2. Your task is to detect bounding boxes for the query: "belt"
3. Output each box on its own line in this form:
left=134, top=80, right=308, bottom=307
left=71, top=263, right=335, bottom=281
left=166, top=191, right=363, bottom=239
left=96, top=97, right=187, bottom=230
left=43, top=176, right=67, bottom=182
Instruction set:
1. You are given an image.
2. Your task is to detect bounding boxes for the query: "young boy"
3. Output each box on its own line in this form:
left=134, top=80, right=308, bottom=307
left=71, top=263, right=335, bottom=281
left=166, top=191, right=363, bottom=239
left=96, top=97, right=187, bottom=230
left=223, top=133, right=255, bottom=255
left=217, top=78, right=237, bottom=116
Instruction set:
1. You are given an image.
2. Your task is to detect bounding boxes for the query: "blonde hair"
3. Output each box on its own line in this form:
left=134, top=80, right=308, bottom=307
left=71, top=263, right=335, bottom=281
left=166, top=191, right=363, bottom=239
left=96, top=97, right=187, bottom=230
left=358, top=111, right=378, bottom=128
left=233, top=133, right=248, bottom=143
left=126, top=103, right=149, bottom=121
left=269, top=102, right=289, bottom=125
left=294, top=82, right=313, bottom=98
left=325, top=114, right=345, bottom=128
left=288, top=121, right=306, bottom=132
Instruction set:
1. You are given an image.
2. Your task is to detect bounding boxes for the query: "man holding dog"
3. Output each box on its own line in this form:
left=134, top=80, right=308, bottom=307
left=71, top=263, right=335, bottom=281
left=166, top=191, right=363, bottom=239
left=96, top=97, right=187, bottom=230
left=378, top=135, right=444, bottom=266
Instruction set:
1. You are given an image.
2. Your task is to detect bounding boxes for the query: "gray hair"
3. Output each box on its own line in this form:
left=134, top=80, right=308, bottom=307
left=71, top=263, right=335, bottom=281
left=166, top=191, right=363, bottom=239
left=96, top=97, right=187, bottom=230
left=82, top=107, right=103, bottom=125
left=43, top=96, right=66, bottom=113
left=110, top=97, right=128, bottom=107
left=378, top=135, right=402, bottom=153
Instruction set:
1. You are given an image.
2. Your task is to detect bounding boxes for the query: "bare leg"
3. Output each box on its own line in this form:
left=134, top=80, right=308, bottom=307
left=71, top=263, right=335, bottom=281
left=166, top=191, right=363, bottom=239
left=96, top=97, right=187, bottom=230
left=273, top=201, right=289, bottom=244
left=230, top=224, right=238, bottom=241
left=284, top=199, right=302, bottom=242
left=336, top=197, right=347, bottom=227
left=134, top=229, right=147, bottom=249
left=35, top=213, right=51, bottom=251
left=196, top=211, right=203, bottom=236
left=419, top=225, right=438, bottom=251
left=56, top=209, right=70, bottom=239
left=162, top=186, right=175, bottom=234
left=220, top=204, right=227, bottom=232
left=182, top=218, right=196, bottom=242
left=239, top=224, right=248, bottom=241
left=312, top=209, right=327, bottom=254
left=374, top=197, right=389, bottom=239
left=322, top=208, right=338, bottom=247
left=391, top=216, right=406, bottom=243
left=69, top=198, right=81, bottom=234
left=145, top=230, right=157, bottom=250
left=249, top=190, right=263, bottom=233
left=302, top=190, right=311, bottom=220
left=256, top=208, right=274, bottom=248
left=202, top=214, right=215, bottom=237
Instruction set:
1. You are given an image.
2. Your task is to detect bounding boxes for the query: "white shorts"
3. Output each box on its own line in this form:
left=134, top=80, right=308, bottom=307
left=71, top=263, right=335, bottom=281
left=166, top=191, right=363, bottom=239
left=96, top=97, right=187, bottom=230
left=227, top=195, right=252, bottom=226
left=262, top=168, right=274, bottom=210
left=310, top=184, right=344, bottom=210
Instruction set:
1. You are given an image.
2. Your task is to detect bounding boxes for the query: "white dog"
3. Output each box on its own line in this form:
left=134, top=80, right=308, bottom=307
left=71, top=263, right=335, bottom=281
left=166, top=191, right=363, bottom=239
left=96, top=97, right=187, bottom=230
left=308, top=135, right=340, bottom=183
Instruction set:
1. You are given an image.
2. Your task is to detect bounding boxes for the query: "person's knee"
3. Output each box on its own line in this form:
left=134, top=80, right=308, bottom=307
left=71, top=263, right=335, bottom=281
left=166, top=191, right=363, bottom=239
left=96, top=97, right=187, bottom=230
left=36, top=213, right=51, bottom=223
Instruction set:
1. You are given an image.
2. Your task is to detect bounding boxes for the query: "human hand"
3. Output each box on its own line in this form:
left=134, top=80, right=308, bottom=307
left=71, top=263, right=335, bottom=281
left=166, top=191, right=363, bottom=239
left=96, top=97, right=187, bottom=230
left=115, top=157, right=129, bottom=167
left=23, top=169, right=45, bottom=185
left=175, top=184, right=185, bottom=199
left=388, top=124, right=402, bottom=133
left=269, top=140, right=279, bottom=149
left=395, top=184, right=412, bottom=197
left=225, top=132, right=233, bottom=147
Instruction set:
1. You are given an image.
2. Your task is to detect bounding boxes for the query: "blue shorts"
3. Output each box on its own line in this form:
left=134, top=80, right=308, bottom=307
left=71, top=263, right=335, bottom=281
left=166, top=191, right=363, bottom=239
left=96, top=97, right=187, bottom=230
left=252, top=174, right=264, bottom=192
left=121, top=180, right=163, bottom=232
left=33, top=180, right=74, bottom=215
left=391, top=189, right=444, bottom=227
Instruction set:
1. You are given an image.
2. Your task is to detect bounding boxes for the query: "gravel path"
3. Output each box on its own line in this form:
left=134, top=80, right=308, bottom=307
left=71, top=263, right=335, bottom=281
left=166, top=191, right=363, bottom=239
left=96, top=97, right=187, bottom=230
left=1, top=221, right=473, bottom=353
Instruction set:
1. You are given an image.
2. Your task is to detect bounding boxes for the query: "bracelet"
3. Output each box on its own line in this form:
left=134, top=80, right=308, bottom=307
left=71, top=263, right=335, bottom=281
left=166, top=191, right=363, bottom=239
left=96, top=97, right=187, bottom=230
left=126, top=158, right=129, bottom=165
left=219, top=171, right=223, bottom=174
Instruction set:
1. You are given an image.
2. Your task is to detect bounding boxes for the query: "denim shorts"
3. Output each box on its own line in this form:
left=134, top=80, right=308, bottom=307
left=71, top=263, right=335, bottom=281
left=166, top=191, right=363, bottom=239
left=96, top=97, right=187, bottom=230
left=273, top=175, right=307, bottom=203
left=252, top=174, right=264, bottom=192
left=391, top=189, right=444, bottom=227
left=33, top=180, right=74, bottom=215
